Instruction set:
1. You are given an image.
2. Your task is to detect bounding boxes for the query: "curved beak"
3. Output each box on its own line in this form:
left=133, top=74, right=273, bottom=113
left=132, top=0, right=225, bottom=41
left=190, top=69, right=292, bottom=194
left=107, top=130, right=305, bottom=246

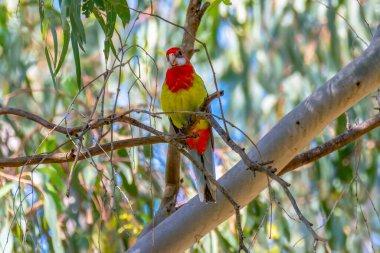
left=167, top=53, right=176, bottom=66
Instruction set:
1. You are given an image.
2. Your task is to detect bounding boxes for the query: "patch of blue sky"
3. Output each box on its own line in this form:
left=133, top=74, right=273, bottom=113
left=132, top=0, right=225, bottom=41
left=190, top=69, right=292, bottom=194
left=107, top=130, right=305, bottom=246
left=372, top=232, right=380, bottom=249
left=217, top=22, right=232, bottom=49
left=115, top=84, right=130, bottom=108
left=152, top=144, right=167, bottom=173
left=210, top=81, right=231, bottom=116
left=129, top=0, right=139, bottom=9
left=143, top=204, right=150, bottom=218
left=53, top=0, right=60, bottom=10
left=250, top=50, right=259, bottom=72
left=310, top=140, right=319, bottom=149
left=38, top=233, right=50, bottom=253
left=24, top=184, right=38, bottom=207
left=159, top=0, right=177, bottom=20
left=153, top=198, right=161, bottom=215
left=116, top=173, right=122, bottom=186
left=176, top=188, right=188, bottom=204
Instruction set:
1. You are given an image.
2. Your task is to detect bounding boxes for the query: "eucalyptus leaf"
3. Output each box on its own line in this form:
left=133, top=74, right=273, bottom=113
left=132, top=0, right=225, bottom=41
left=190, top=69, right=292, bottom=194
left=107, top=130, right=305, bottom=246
left=44, top=193, right=64, bottom=253
left=45, top=46, right=57, bottom=89
left=53, top=22, right=70, bottom=77
left=70, top=32, right=82, bottom=88
left=109, top=0, right=130, bottom=27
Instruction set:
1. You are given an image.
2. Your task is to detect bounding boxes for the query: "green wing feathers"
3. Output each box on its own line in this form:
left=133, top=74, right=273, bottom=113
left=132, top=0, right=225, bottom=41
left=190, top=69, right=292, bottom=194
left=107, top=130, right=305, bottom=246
left=161, top=73, right=207, bottom=129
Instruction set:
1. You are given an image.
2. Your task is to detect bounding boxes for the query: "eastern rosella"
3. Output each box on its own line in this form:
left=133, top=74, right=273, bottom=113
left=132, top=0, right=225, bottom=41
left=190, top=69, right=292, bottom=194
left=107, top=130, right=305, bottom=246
left=161, top=47, right=216, bottom=202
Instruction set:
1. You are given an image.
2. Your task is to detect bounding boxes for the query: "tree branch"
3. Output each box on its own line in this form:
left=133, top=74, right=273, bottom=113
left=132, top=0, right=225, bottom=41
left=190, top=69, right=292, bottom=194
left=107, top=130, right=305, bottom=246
left=0, top=135, right=191, bottom=168
left=0, top=91, right=224, bottom=169
left=280, top=113, right=380, bottom=176
left=128, top=25, right=380, bottom=253
left=181, top=0, right=210, bottom=58
left=208, top=117, right=326, bottom=244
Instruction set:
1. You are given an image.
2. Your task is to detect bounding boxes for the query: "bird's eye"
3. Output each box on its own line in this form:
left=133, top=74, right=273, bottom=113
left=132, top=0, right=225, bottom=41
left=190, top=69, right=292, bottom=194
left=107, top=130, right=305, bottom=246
left=178, top=50, right=182, bottom=56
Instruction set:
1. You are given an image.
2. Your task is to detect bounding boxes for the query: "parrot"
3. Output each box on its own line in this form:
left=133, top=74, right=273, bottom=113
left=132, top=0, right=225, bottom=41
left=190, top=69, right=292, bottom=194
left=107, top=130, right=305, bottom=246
left=161, top=47, right=216, bottom=203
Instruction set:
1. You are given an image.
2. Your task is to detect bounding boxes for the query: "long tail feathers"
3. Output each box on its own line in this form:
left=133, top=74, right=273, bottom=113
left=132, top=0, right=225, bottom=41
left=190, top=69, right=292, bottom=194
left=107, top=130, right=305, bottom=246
left=189, top=140, right=216, bottom=203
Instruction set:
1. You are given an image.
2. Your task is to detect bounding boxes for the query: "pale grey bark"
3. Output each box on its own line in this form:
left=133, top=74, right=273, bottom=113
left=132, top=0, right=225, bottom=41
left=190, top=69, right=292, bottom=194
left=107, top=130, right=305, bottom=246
left=128, top=26, right=380, bottom=253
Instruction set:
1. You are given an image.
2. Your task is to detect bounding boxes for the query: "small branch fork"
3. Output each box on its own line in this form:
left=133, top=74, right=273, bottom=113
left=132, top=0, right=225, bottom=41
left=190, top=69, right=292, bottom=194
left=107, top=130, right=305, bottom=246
left=280, top=113, right=380, bottom=175
left=3, top=96, right=380, bottom=251
left=207, top=116, right=327, bottom=248
left=3, top=104, right=379, bottom=171
left=0, top=135, right=191, bottom=167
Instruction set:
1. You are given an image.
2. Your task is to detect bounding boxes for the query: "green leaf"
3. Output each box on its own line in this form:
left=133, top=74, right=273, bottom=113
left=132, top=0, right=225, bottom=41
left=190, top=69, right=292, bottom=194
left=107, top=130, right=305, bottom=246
left=222, top=0, right=232, bottom=5
left=109, top=0, right=130, bottom=27
left=82, top=0, right=94, bottom=17
left=94, top=0, right=105, bottom=10
left=209, top=0, right=232, bottom=10
left=51, top=27, right=58, bottom=66
left=43, top=193, right=64, bottom=253
left=94, top=8, right=119, bottom=60
left=53, top=23, right=70, bottom=76
left=60, top=0, right=68, bottom=30
left=104, top=3, right=117, bottom=60
left=70, top=0, right=86, bottom=49
left=0, top=221, right=13, bottom=253
left=93, top=8, right=106, bottom=31
left=70, top=32, right=82, bottom=88
left=0, top=183, right=15, bottom=199
left=45, top=47, right=57, bottom=89
left=38, top=0, right=45, bottom=33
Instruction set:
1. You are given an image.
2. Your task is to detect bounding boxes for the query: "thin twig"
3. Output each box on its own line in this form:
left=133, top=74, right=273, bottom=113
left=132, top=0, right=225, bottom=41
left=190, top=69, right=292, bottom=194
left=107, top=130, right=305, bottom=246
left=281, top=113, right=380, bottom=175
left=208, top=116, right=327, bottom=246
left=162, top=132, right=250, bottom=252
left=0, top=135, right=193, bottom=167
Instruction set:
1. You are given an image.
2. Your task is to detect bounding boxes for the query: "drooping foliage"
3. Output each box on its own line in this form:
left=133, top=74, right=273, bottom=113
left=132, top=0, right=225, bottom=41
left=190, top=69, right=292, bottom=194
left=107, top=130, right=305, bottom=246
left=0, top=0, right=379, bottom=252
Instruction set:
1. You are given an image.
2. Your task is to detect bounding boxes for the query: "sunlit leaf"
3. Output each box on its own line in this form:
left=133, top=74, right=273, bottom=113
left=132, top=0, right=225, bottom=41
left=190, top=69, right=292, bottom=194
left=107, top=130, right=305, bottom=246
left=0, top=221, right=13, bottom=253
left=70, top=32, right=82, bottom=88
left=45, top=46, right=57, bottom=89
left=209, top=0, right=231, bottom=10
left=94, top=7, right=119, bottom=60
left=43, top=193, right=64, bottom=253
left=70, top=0, right=86, bottom=49
left=51, top=27, right=58, bottom=66
left=53, top=23, right=70, bottom=76
left=109, top=0, right=130, bottom=27
left=104, top=2, right=117, bottom=60
left=0, top=183, right=15, bottom=199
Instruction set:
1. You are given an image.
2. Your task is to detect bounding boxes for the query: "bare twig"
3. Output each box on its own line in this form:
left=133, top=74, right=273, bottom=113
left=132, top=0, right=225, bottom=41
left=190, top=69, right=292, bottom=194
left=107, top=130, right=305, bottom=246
left=181, top=0, right=210, bottom=58
left=0, top=135, right=193, bottom=168
left=280, top=113, right=380, bottom=175
left=4, top=97, right=380, bottom=249
left=314, top=0, right=369, bottom=46
left=158, top=128, right=250, bottom=252
left=208, top=116, right=327, bottom=246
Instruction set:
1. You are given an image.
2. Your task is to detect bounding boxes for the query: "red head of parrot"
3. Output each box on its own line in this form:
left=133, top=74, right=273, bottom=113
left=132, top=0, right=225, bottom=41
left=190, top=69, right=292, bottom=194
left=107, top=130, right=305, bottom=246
left=165, top=47, right=195, bottom=92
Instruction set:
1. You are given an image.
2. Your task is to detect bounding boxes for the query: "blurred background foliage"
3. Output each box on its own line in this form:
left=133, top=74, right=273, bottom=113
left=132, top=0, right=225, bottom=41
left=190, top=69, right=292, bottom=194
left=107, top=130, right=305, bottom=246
left=0, top=0, right=380, bottom=252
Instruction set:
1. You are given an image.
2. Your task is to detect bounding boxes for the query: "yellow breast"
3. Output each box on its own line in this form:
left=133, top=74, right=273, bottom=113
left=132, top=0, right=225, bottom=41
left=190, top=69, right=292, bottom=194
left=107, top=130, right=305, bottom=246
left=161, top=73, right=207, bottom=129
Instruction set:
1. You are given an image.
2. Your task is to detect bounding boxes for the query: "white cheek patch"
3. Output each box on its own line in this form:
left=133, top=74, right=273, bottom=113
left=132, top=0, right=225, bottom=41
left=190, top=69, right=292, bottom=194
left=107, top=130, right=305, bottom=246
left=175, top=57, right=187, bottom=66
